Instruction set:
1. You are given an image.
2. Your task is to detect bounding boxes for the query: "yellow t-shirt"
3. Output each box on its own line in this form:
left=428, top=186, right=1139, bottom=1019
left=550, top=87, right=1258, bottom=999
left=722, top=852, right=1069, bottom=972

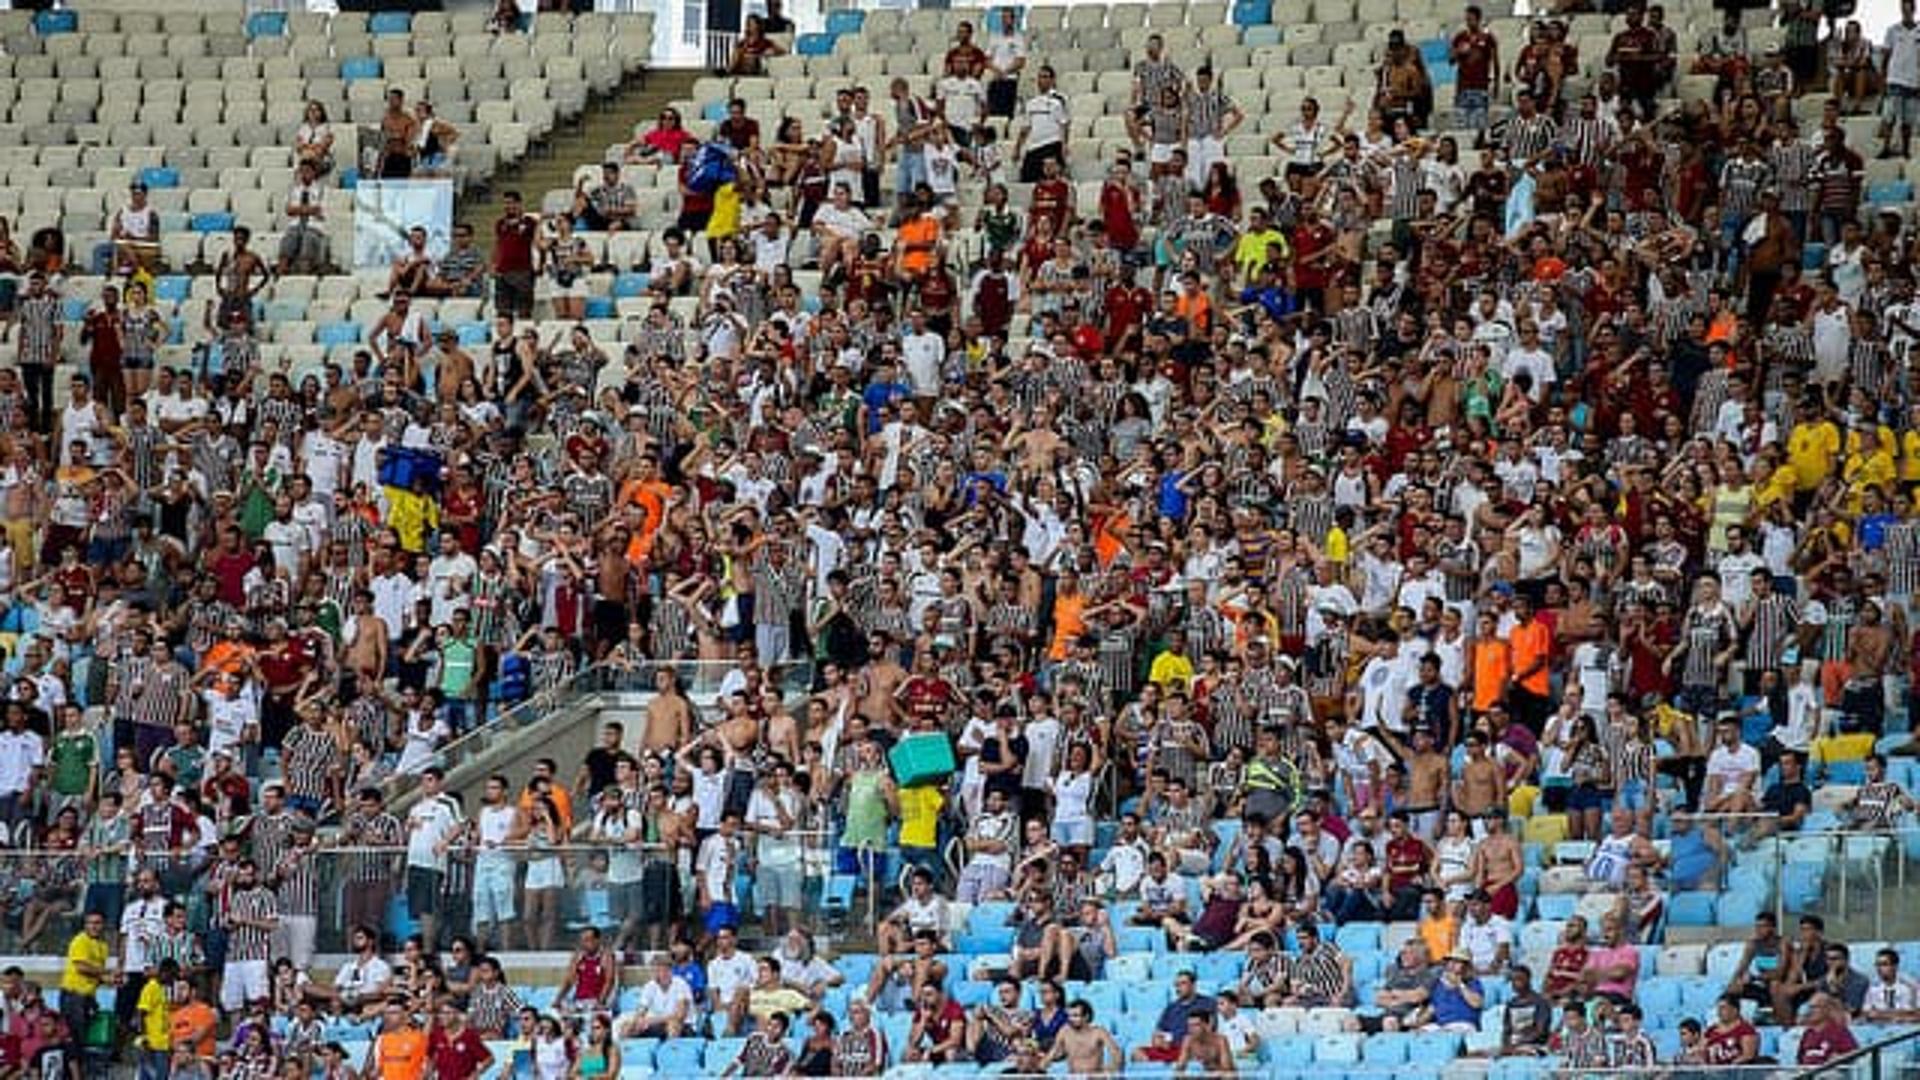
left=1234, top=227, right=1290, bottom=277
left=61, top=932, right=108, bottom=996
left=1148, top=651, right=1195, bottom=693
left=1787, top=421, right=1840, bottom=492
left=1325, top=525, right=1350, bottom=564
left=898, top=784, right=943, bottom=848
left=137, top=979, right=171, bottom=1052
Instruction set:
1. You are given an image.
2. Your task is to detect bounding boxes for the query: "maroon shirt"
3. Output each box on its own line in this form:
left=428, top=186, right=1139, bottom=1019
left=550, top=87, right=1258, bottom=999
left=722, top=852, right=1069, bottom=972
left=493, top=213, right=537, bottom=273
left=428, top=1025, right=492, bottom=1080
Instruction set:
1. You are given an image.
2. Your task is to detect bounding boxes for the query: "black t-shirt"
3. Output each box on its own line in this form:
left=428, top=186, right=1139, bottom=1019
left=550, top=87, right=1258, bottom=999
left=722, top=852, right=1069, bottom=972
left=30, top=1042, right=73, bottom=1080
left=1764, top=779, right=1811, bottom=820
left=583, top=747, right=620, bottom=798
left=979, top=732, right=1029, bottom=799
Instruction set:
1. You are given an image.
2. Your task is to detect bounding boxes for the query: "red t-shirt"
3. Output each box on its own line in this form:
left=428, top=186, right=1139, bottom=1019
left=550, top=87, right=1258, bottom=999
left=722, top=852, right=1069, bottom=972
left=428, top=1026, right=491, bottom=1080
left=1798, top=1020, right=1858, bottom=1066
left=1703, top=1020, right=1756, bottom=1065
left=1452, top=29, right=1497, bottom=91
left=493, top=214, right=537, bottom=273
left=1100, top=181, right=1140, bottom=252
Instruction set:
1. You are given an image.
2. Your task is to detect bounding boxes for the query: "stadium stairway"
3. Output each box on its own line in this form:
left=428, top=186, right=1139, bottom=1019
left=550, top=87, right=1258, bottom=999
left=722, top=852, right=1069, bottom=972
left=455, top=67, right=701, bottom=239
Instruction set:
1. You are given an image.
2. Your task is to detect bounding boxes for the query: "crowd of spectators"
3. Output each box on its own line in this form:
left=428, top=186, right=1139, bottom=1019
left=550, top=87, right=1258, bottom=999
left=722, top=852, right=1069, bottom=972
left=6, top=0, right=1920, bottom=1075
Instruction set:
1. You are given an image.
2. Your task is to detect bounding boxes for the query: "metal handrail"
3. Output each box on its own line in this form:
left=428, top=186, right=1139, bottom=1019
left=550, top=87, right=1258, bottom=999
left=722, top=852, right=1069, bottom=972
left=1802, top=1022, right=1920, bottom=1078
left=378, top=658, right=620, bottom=801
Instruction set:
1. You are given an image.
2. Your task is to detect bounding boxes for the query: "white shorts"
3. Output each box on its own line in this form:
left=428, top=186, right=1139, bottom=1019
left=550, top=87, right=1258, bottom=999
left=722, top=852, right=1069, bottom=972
left=472, top=857, right=517, bottom=924
left=221, top=959, right=270, bottom=1012
left=1150, top=141, right=1178, bottom=165
left=276, top=915, right=317, bottom=972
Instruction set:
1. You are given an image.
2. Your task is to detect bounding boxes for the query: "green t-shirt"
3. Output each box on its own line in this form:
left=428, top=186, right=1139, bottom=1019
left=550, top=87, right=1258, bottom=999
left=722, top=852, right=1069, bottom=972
left=440, top=636, right=477, bottom=698
left=50, top=732, right=96, bottom=797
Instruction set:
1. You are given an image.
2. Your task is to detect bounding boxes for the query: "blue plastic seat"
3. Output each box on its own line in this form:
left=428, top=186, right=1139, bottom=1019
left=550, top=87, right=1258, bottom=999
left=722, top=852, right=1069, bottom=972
left=616, top=1040, right=657, bottom=1069
left=1081, top=981, right=1124, bottom=1018
left=702, top=1038, right=745, bottom=1071
left=139, top=166, right=180, bottom=189
left=1781, top=861, right=1825, bottom=912
left=61, top=298, right=89, bottom=322
left=1124, top=981, right=1169, bottom=1017
left=652, top=1040, right=702, bottom=1075
left=190, top=212, right=236, bottom=233
left=246, top=11, right=288, bottom=37
left=1316, top=1033, right=1361, bottom=1064
left=1231, top=0, right=1273, bottom=25
left=611, top=272, right=651, bottom=299
left=1802, top=243, right=1828, bottom=270
left=1118, top=926, right=1162, bottom=955
left=796, top=33, right=837, bottom=57
left=1638, top=976, right=1682, bottom=1017
left=369, top=11, right=413, bottom=34
left=1870, top=180, right=1916, bottom=206
left=1409, top=1032, right=1462, bottom=1060
left=825, top=10, right=865, bottom=34
left=1669, top=891, right=1717, bottom=926
left=457, top=322, right=490, bottom=346
left=583, top=296, right=616, bottom=319
left=340, top=56, right=384, bottom=82
left=1419, top=38, right=1451, bottom=64
left=1193, top=952, right=1244, bottom=987
left=317, top=323, right=364, bottom=347
left=1268, top=1036, right=1314, bottom=1068
left=1334, top=922, right=1380, bottom=954
left=1361, top=1033, right=1409, bottom=1065
left=33, top=9, right=78, bottom=34
left=954, top=927, right=1016, bottom=954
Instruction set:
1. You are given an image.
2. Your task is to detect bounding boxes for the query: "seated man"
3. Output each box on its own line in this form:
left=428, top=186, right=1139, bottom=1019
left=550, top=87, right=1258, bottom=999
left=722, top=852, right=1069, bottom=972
left=574, top=162, right=637, bottom=233
left=876, top=869, right=951, bottom=957
left=616, top=957, right=693, bottom=1038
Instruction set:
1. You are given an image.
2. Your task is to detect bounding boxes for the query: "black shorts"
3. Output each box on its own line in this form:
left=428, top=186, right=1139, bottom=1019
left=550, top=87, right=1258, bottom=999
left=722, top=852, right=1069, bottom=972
left=676, top=209, right=712, bottom=234
left=494, top=271, right=534, bottom=319
left=592, top=599, right=628, bottom=645
left=407, top=866, right=443, bottom=919
left=1018, top=144, right=1064, bottom=184
left=639, top=861, right=680, bottom=924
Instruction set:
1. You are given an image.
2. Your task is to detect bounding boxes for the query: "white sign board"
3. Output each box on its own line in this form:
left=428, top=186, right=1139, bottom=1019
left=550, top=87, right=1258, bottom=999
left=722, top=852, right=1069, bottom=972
left=352, top=179, right=456, bottom=271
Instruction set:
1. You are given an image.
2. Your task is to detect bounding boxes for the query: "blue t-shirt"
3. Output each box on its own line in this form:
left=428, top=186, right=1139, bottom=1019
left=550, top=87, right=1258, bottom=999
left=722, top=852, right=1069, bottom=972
left=1157, top=992, right=1215, bottom=1037
left=861, top=381, right=912, bottom=434
left=1429, top=975, right=1483, bottom=1029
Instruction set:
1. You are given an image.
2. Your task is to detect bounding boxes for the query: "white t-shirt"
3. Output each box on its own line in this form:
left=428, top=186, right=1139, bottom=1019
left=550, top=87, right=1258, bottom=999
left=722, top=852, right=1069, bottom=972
left=707, top=951, right=757, bottom=1007
left=1457, top=914, right=1513, bottom=970
left=1023, top=91, right=1069, bottom=149
left=634, top=976, right=695, bottom=1022
left=814, top=203, right=871, bottom=239
left=0, top=730, right=44, bottom=796
left=1885, top=21, right=1920, bottom=88
left=405, top=794, right=464, bottom=871
left=1706, top=743, right=1761, bottom=801
left=938, top=76, right=986, bottom=130
left=901, top=331, right=946, bottom=396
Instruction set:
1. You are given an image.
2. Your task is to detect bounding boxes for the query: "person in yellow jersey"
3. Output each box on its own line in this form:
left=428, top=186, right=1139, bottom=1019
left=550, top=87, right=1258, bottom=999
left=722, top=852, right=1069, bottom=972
left=1786, top=396, right=1841, bottom=498
left=1147, top=629, right=1196, bottom=694
left=1842, top=416, right=1898, bottom=512
left=365, top=999, right=429, bottom=1080
left=135, top=958, right=181, bottom=1080
left=898, top=781, right=945, bottom=887
left=58, top=910, right=115, bottom=1053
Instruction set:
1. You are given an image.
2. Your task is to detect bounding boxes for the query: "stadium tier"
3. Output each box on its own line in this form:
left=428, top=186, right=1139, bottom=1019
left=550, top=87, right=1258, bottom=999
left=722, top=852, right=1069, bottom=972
left=3, top=0, right=1920, bottom=1077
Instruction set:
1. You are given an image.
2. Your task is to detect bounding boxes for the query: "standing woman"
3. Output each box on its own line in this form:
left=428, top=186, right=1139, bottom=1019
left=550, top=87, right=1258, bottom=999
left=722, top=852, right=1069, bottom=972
left=296, top=101, right=336, bottom=177
left=1047, top=742, right=1100, bottom=864
left=120, top=279, right=165, bottom=403
left=522, top=795, right=567, bottom=952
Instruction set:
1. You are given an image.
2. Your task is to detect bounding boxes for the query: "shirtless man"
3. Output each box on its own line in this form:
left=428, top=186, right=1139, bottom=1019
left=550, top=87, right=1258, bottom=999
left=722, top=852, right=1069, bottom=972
left=593, top=537, right=630, bottom=660
left=1047, top=1000, right=1123, bottom=1075
left=761, top=689, right=801, bottom=764
left=1469, top=812, right=1525, bottom=918
left=342, top=590, right=389, bottom=682
left=1173, top=1011, right=1235, bottom=1076
left=1381, top=724, right=1451, bottom=839
left=714, top=694, right=761, bottom=757
left=642, top=668, right=694, bottom=758
left=857, top=632, right=910, bottom=731
left=429, top=330, right=474, bottom=402
left=1453, top=730, right=1507, bottom=823
left=214, top=227, right=271, bottom=330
